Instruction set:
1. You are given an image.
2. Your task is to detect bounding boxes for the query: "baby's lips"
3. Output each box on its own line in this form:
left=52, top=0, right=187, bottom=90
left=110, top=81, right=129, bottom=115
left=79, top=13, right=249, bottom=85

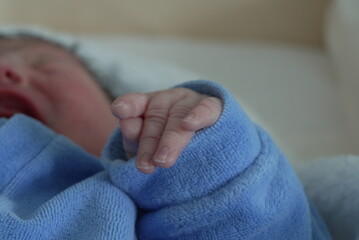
left=0, top=88, right=46, bottom=124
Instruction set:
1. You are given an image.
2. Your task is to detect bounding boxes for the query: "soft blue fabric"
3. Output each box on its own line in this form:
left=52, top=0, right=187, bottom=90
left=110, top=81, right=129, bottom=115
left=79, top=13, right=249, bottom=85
left=0, top=115, right=136, bottom=239
left=0, top=80, right=331, bottom=239
left=0, top=118, right=6, bottom=128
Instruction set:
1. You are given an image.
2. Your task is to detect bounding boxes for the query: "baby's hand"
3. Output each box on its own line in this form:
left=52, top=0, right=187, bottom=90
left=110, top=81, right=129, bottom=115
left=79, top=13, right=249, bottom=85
left=111, top=88, right=222, bottom=174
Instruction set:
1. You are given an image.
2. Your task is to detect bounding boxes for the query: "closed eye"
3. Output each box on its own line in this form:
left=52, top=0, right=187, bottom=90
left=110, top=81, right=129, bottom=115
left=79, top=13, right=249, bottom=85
left=32, top=57, right=74, bottom=75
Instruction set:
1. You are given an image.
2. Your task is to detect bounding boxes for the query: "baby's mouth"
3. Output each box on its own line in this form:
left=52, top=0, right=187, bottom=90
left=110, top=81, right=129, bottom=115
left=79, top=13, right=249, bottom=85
left=0, top=91, right=45, bottom=123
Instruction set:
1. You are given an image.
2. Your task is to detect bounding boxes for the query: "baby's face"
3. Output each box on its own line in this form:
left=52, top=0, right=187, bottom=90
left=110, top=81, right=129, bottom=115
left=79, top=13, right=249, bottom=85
left=0, top=38, right=117, bottom=156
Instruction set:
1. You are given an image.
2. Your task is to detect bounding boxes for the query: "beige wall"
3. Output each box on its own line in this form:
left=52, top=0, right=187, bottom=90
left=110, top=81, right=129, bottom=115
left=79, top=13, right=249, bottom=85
left=0, top=0, right=329, bottom=46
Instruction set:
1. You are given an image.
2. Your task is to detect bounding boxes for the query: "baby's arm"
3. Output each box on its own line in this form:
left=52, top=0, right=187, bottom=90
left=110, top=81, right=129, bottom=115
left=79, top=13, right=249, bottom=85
left=111, top=88, right=222, bottom=174
left=105, top=80, right=330, bottom=239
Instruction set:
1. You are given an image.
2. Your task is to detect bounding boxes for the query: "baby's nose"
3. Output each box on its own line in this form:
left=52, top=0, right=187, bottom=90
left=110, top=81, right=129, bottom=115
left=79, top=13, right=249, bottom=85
left=0, top=62, right=24, bottom=85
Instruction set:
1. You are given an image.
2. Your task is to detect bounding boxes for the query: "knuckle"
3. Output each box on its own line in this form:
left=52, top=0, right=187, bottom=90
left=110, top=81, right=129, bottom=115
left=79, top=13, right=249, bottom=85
left=198, top=101, right=214, bottom=113
left=145, top=107, right=167, bottom=120
left=141, top=134, right=161, bottom=145
left=145, top=117, right=167, bottom=132
left=169, top=105, right=192, bottom=119
left=162, top=128, right=185, bottom=140
left=205, top=96, right=222, bottom=106
left=200, top=97, right=222, bottom=112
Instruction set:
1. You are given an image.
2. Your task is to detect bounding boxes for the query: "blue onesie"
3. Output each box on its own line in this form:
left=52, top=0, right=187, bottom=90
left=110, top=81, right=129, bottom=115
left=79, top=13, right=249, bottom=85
left=0, top=81, right=331, bottom=239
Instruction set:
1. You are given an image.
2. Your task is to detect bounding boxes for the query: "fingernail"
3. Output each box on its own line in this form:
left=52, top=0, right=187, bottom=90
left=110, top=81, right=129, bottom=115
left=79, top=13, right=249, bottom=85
left=137, top=153, right=155, bottom=170
left=137, top=165, right=154, bottom=170
left=183, top=112, right=196, bottom=122
left=113, top=101, right=129, bottom=110
left=154, top=146, right=170, bottom=163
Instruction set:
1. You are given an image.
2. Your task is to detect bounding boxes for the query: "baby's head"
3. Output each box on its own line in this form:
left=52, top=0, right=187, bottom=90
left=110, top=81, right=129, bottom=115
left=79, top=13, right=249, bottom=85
left=0, top=36, right=117, bottom=156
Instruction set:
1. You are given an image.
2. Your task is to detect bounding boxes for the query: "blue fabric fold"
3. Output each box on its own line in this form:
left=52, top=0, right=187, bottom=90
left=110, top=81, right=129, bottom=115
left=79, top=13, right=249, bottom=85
left=0, top=81, right=331, bottom=239
left=104, top=80, right=331, bottom=239
left=0, top=115, right=136, bottom=240
left=0, top=115, right=54, bottom=191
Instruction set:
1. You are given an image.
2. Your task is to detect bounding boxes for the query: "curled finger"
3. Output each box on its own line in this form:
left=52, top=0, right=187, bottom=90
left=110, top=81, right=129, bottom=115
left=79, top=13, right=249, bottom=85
left=181, top=96, right=223, bottom=131
left=111, top=92, right=148, bottom=119
left=136, top=89, right=189, bottom=173
left=119, top=117, right=143, bottom=159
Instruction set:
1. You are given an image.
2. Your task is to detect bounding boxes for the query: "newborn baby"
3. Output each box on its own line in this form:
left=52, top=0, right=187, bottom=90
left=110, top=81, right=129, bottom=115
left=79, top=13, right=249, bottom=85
left=0, top=36, right=221, bottom=173
left=0, top=32, right=331, bottom=239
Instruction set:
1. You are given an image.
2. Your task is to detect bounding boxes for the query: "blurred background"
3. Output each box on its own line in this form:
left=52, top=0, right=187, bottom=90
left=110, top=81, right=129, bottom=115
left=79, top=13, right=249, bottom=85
left=1, top=0, right=358, bottom=164
left=0, top=0, right=328, bottom=46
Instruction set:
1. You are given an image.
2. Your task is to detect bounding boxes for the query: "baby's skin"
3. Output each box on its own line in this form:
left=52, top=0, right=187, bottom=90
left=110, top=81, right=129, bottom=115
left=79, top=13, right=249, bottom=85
left=0, top=37, right=222, bottom=174
left=111, top=88, right=223, bottom=174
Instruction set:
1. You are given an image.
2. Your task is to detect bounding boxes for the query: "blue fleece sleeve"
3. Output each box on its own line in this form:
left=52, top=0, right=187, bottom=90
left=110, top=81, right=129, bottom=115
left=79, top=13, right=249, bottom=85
left=0, top=115, right=137, bottom=240
left=0, top=118, right=6, bottom=128
left=103, top=80, right=331, bottom=240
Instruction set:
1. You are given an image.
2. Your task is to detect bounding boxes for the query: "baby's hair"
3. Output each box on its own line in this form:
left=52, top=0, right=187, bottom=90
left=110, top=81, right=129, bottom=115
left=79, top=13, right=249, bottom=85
left=0, top=34, right=114, bottom=101
left=0, top=33, right=78, bottom=53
